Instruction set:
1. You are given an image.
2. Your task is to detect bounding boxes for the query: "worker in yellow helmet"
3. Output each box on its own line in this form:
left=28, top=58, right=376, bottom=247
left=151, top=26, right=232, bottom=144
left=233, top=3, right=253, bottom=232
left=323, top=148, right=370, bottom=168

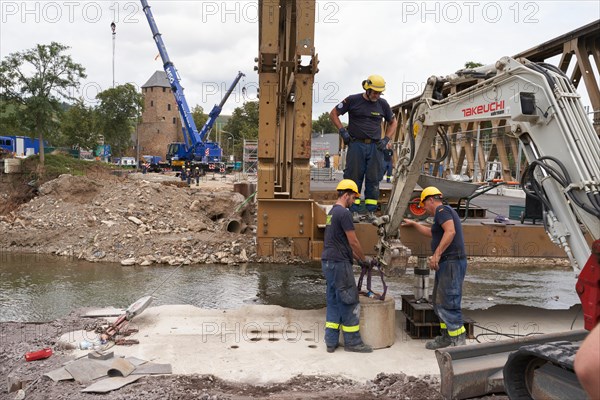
left=321, top=179, right=372, bottom=353
left=330, top=74, right=398, bottom=223
left=403, top=186, right=468, bottom=349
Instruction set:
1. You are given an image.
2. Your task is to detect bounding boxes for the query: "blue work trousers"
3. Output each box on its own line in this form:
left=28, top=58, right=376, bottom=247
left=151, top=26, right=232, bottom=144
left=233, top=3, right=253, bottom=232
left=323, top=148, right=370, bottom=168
left=432, top=258, right=467, bottom=333
left=344, top=141, right=383, bottom=213
left=321, top=260, right=363, bottom=348
left=382, top=160, right=393, bottom=181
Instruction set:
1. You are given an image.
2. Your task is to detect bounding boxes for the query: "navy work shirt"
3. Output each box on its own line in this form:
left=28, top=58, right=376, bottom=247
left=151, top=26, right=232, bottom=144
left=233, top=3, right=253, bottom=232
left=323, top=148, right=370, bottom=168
left=321, top=204, right=355, bottom=263
left=431, top=205, right=465, bottom=258
left=335, top=93, right=394, bottom=140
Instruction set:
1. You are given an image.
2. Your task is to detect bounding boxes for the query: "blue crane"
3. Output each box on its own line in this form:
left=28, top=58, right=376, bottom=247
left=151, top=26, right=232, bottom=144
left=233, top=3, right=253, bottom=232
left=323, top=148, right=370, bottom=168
left=140, top=0, right=244, bottom=170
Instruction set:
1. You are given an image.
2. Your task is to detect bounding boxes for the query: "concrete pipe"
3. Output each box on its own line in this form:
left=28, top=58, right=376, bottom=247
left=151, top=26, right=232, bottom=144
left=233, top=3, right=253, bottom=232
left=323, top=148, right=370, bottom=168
left=358, top=296, right=396, bottom=349
left=226, top=219, right=247, bottom=234
left=339, top=296, right=396, bottom=349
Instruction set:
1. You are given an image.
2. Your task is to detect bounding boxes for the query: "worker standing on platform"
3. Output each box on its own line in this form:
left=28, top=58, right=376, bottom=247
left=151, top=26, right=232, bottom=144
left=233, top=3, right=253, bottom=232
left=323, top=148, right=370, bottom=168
left=330, top=74, right=397, bottom=222
left=402, top=186, right=467, bottom=349
left=321, top=179, right=373, bottom=354
left=324, top=152, right=331, bottom=169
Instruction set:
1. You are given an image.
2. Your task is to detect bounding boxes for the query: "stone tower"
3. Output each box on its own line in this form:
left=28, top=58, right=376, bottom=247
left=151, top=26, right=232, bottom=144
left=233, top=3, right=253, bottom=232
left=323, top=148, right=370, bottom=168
left=136, top=71, right=182, bottom=159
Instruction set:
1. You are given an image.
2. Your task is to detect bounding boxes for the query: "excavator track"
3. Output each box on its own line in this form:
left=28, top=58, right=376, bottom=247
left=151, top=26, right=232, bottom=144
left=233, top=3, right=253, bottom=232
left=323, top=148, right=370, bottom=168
left=503, top=340, right=587, bottom=400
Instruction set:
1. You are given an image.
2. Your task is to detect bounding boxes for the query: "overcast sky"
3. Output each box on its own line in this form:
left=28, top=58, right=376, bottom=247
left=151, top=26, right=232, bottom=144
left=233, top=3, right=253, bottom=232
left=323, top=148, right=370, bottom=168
left=1, top=1, right=599, bottom=119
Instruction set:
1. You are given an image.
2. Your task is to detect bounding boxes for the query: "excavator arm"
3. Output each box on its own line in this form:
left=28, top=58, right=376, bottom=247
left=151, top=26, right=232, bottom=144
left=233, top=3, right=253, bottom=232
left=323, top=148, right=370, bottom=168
left=378, top=56, right=600, bottom=399
left=380, top=56, right=599, bottom=273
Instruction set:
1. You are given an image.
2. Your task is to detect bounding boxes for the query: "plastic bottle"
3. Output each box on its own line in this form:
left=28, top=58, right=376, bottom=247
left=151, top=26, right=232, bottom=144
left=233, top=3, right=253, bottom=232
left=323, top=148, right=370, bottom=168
left=79, top=340, right=93, bottom=350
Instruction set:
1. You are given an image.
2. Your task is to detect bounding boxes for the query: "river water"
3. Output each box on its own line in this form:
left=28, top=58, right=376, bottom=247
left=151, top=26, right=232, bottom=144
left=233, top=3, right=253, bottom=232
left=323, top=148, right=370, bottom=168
left=0, top=253, right=579, bottom=323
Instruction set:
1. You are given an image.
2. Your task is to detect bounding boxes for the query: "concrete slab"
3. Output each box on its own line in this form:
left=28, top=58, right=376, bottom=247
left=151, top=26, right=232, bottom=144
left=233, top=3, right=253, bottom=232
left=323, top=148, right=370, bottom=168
left=64, top=358, right=109, bottom=383
left=58, top=303, right=582, bottom=384
left=81, top=308, right=124, bottom=318
left=44, top=367, right=73, bottom=382
left=132, top=363, right=173, bottom=375
left=81, top=375, right=144, bottom=393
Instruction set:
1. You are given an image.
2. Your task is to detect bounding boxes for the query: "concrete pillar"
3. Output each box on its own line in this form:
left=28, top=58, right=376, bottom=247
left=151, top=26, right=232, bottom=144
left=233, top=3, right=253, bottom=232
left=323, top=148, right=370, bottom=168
left=359, top=296, right=396, bottom=349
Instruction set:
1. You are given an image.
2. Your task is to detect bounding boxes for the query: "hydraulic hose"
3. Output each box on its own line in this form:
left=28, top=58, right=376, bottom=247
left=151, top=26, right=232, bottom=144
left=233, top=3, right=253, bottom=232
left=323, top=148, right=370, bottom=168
left=425, top=127, right=449, bottom=163
left=522, top=156, right=600, bottom=218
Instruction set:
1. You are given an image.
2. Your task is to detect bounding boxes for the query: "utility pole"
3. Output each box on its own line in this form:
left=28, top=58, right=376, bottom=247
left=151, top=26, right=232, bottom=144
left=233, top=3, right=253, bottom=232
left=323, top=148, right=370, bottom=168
left=135, top=103, right=141, bottom=170
left=111, top=22, right=116, bottom=88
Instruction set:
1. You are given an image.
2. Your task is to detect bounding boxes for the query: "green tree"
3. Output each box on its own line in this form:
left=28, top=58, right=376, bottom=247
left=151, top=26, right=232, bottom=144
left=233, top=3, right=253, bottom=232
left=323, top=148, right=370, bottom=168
left=312, top=112, right=336, bottom=134
left=192, top=105, right=208, bottom=129
left=0, top=42, right=86, bottom=166
left=0, top=99, right=29, bottom=137
left=464, top=61, right=484, bottom=69
left=60, top=99, right=99, bottom=150
left=223, top=101, right=259, bottom=158
left=95, top=84, right=143, bottom=156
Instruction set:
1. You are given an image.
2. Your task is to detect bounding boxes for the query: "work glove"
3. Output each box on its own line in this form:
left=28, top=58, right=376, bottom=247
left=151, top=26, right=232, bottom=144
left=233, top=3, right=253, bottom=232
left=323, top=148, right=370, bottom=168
left=377, top=136, right=390, bottom=151
left=359, top=256, right=376, bottom=269
left=339, top=127, right=351, bottom=145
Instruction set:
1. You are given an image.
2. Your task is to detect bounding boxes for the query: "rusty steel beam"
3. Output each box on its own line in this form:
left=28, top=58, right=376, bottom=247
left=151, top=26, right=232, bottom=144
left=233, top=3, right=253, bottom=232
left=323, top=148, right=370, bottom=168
left=256, top=0, right=319, bottom=258
left=352, top=223, right=569, bottom=259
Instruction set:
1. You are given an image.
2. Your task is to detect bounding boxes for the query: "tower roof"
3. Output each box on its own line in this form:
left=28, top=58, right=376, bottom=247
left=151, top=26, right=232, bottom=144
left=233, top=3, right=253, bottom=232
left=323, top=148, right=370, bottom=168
left=142, top=71, right=171, bottom=88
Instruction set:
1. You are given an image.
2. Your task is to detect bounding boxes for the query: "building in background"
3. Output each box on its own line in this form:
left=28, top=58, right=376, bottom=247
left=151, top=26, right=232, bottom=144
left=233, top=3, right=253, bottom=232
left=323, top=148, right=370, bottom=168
left=311, top=132, right=340, bottom=169
left=136, top=71, right=182, bottom=160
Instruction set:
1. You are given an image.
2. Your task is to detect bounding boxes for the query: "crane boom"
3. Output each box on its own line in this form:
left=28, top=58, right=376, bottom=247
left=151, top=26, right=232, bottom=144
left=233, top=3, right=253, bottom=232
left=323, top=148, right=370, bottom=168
left=140, top=0, right=244, bottom=169
left=141, top=0, right=200, bottom=146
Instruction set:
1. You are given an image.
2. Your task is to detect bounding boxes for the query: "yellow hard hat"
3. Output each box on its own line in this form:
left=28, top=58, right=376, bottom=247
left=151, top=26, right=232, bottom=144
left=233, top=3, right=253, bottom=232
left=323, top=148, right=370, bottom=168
left=419, top=186, right=442, bottom=207
left=362, top=74, right=386, bottom=92
left=336, top=179, right=359, bottom=195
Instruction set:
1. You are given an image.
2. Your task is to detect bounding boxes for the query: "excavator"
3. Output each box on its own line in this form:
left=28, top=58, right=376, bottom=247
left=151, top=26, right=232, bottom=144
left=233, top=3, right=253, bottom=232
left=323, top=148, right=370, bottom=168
left=375, top=56, right=600, bottom=399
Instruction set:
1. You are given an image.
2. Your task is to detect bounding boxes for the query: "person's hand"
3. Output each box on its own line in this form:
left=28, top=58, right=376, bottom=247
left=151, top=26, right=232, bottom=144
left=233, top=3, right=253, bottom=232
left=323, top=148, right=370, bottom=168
left=428, top=254, right=440, bottom=271
left=358, top=256, right=372, bottom=269
left=339, top=128, right=351, bottom=145
left=377, top=136, right=390, bottom=151
left=402, top=218, right=416, bottom=227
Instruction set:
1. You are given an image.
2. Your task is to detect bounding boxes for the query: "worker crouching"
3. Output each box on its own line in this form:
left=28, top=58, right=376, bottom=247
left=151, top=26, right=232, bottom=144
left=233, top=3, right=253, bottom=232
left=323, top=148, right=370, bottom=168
left=321, top=179, right=373, bottom=353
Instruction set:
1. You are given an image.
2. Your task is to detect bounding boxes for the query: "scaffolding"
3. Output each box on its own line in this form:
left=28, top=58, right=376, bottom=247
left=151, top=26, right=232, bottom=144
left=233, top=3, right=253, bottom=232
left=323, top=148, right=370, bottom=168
left=243, top=139, right=258, bottom=174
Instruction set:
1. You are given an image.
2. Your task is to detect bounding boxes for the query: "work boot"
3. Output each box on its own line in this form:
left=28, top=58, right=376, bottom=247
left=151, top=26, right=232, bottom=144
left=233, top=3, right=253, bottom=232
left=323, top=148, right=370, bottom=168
left=344, top=343, right=373, bottom=353
left=425, top=330, right=451, bottom=350
left=366, top=212, right=377, bottom=223
left=326, top=344, right=339, bottom=353
left=449, top=332, right=466, bottom=347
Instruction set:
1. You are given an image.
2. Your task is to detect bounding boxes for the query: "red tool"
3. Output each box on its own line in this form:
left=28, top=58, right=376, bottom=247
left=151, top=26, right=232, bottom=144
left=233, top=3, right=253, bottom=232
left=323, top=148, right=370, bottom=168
left=25, top=348, right=52, bottom=362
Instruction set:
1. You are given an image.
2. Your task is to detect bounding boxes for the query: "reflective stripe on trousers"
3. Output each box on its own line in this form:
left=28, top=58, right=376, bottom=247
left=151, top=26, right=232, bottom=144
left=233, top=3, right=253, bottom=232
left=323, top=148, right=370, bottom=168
left=321, top=260, right=363, bottom=347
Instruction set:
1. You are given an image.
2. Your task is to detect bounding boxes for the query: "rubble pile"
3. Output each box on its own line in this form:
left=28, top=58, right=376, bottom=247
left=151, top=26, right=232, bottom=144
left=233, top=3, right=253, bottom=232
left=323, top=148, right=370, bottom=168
left=0, top=174, right=258, bottom=265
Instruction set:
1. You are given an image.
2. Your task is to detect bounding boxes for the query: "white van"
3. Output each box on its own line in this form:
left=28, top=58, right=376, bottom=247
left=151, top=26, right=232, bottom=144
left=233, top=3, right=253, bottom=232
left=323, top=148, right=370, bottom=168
left=119, top=157, right=137, bottom=167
